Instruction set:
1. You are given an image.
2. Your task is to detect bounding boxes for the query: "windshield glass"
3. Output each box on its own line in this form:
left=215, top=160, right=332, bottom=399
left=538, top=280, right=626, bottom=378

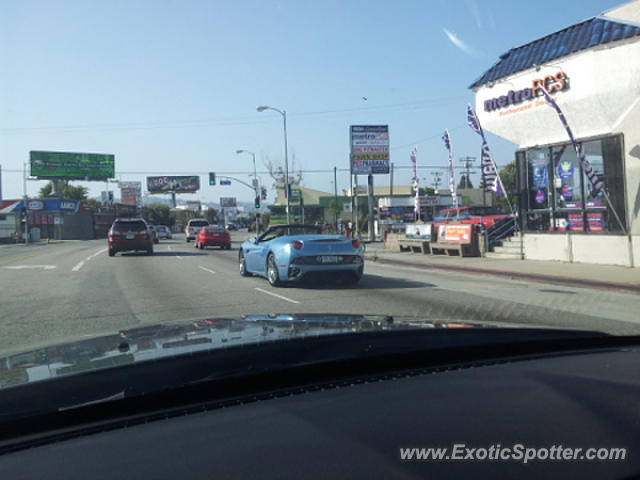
left=1, top=0, right=638, bottom=381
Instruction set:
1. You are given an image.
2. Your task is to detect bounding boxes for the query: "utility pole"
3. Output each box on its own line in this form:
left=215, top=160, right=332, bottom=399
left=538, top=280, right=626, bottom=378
left=459, top=156, right=476, bottom=189
left=432, top=171, right=442, bottom=191
left=367, top=173, right=374, bottom=242
left=23, top=162, right=29, bottom=245
left=389, top=162, right=394, bottom=197
left=333, top=166, right=338, bottom=229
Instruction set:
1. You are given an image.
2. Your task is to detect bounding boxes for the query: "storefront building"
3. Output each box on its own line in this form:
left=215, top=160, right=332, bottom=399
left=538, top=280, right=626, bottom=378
left=470, top=1, right=640, bottom=267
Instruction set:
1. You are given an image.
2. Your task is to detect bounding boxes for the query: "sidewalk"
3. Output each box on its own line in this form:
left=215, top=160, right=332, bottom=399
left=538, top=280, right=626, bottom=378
left=365, top=242, right=640, bottom=294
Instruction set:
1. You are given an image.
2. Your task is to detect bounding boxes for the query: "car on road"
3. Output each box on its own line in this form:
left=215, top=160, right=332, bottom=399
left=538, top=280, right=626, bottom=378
left=239, top=224, right=364, bottom=286
left=185, top=218, right=209, bottom=242
left=155, top=225, right=172, bottom=239
left=147, top=225, right=160, bottom=244
left=434, top=206, right=513, bottom=228
left=108, top=218, right=154, bottom=256
left=226, top=223, right=238, bottom=231
left=195, top=225, right=231, bottom=250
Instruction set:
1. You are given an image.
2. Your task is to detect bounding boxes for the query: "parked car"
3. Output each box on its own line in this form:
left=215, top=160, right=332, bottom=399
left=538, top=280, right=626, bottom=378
left=185, top=218, right=209, bottom=242
left=433, top=206, right=513, bottom=228
left=195, top=225, right=231, bottom=250
left=239, top=224, right=364, bottom=286
left=108, top=218, right=154, bottom=256
left=155, top=225, right=172, bottom=239
left=147, top=225, right=160, bottom=244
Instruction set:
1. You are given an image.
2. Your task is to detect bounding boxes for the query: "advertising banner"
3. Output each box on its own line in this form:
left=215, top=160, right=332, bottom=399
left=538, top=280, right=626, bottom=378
left=406, top=224, right=431, bottom=240
left=350, top=125, right=390, bottom=175
left=437, top=224, right=472, bottom=243
left=147, top=176, right=200, bottom=194
left=120, top=188, right=138, bottom=206
left=219, top=197, right=237, bottom=208
left=30, top=151, right=114, bottom=180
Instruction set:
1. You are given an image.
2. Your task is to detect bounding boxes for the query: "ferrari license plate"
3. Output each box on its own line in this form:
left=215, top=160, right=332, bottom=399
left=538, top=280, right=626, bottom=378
left=126, top=233, right=135, bottom=239
left=319, top=255, right=338, bottom=263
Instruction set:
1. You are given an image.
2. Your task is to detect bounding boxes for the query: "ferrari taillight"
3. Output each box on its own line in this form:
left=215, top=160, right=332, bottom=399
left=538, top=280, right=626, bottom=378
left=352, top=239, right=360, bottom=249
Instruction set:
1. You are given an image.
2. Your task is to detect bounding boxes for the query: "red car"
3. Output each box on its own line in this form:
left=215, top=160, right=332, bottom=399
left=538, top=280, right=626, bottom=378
left=434, top=206, right=512, bottom=228
left=108, top=218, right=154, bottom=256
left=194, top=225, right=231, bottom=250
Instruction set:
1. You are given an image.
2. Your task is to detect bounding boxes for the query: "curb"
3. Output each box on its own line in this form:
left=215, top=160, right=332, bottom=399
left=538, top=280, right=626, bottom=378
left=366, top=255, right=640, bottom=295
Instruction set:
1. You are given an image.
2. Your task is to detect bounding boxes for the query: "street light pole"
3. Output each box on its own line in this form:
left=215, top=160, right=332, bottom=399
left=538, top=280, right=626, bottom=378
left=236, top=149, right=260, bottom=234
left=257, top=106, right=290, bottom=224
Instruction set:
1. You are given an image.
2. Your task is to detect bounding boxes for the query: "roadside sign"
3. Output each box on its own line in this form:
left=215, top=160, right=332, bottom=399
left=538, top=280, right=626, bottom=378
left=289, top=188, right=302, bottom=206
left=419, top=196, right=438, bottom=206
left=220, top=197, right=237, bottom=207
left=350, top=125, right=390, bottom=175
left=220, top=180, right=231, bottom=185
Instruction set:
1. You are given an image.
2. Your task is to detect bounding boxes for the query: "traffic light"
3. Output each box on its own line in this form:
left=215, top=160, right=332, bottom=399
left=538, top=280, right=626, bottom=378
left=19, top=207, right=27, bottom=220
left=261, top=186, right=267, bottom=200
left=209, top=172, right=216, bottom=185
left=254, top=195, right=261, bottom=209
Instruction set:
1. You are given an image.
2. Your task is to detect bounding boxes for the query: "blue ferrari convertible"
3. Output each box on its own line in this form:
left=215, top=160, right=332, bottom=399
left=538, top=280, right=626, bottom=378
left=239, top=225, right=364, bottom=286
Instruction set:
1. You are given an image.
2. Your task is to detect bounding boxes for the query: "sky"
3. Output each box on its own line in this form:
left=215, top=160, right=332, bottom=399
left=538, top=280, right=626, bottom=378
left=0, top=0, right=625, bottom=204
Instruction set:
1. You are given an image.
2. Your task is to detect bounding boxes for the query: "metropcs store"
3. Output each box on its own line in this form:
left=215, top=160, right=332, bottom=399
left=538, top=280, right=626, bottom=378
left=471, top=1, right=640, bottom=267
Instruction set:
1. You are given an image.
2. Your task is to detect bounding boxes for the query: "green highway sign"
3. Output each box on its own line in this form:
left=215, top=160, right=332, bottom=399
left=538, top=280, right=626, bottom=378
left=30, top=151, right=115, bottom=180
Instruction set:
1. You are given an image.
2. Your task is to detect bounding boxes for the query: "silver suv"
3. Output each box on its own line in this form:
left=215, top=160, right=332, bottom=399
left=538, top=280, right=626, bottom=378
left=185, top=218, right=209, bottom=242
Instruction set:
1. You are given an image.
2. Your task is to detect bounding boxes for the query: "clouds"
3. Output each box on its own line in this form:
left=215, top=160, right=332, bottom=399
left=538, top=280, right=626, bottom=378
left=442, top=27, right=481, bottom=57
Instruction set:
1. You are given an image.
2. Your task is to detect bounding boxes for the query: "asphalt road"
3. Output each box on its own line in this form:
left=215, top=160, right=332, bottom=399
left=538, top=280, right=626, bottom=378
left=1, top=231, right=639, bottom=355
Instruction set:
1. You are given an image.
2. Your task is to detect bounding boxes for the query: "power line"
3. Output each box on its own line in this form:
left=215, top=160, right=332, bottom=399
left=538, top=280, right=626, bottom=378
left=0, top=95, right=470, bottom=134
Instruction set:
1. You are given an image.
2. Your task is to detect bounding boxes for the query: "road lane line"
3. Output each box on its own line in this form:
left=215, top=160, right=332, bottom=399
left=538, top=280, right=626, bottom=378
left=0, top=251, right=53, bottom=266
left=254, top=287, right=300, bottom=304
left=72, top=260, right=85, bottom=272
left=168, top=245, right=172, bottom=251
left=86, top=248, right=108, bottom=261
left=198, top=266, right=217, bottom=275
left=176, top=255, right=183, bottom=260
left=3, top=265, right=56, bottom=270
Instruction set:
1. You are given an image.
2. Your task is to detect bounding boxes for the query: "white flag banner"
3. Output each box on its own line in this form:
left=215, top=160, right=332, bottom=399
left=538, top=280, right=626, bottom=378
left=442, top=130, right=459, bottom=209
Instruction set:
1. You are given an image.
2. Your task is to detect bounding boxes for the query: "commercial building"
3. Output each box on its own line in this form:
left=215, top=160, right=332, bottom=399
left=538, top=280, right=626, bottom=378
left=470, top=0, right=640, bottom=267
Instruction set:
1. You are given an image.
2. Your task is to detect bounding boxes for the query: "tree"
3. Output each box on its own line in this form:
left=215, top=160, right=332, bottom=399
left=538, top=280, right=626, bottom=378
left=145, top=204, right=174, bottom=227
left=84, top=198, right=103, bottom=211
left=493, top=161, right=517, bottom=212
left=38, top=180, right=88, bottom=200
left=457, top=175, right=474, bottom=189
left=204, top=208, right=218, bottom=225
left=264, top=151, right=303, bottom=196
left=327, top=199, right=343, bottom=222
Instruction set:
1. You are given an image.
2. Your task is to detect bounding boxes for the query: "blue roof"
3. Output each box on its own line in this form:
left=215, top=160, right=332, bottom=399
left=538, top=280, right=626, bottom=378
left=469, top=16, right=640, bottom=89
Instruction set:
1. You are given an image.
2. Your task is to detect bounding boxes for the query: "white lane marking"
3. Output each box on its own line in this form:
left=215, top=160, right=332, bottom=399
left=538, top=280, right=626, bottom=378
left=86, top=248, right=108, bottom=261
left=198, top=266, right=217, bottom=275
left=176, top=255, right=183, bottom=260
left=254, top=287, right=300, bottom=304
left=72, top=260, right=85, bottom=272
left=168, top=245, right=172, bottom=251
left=3, top=265, right=56, bottom=270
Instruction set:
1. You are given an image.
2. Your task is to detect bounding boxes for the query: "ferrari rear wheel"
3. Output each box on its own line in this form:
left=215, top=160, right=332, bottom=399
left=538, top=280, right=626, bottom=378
left=267, top=254, right=281, bottom=287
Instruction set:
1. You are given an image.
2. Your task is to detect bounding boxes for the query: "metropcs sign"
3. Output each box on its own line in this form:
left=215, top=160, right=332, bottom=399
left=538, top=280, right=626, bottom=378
left=484, top=72, right=568, bottom=112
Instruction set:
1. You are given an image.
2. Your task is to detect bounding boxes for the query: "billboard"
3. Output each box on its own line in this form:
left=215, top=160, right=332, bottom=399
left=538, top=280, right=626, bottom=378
left=120, top=188, right=137, bottom=205
left=146, top=176, right=200, bottom=194
left=220, top=197, right=237, bottom=207
left=30, top=151, right=115, bottom=180
left=350, top=125, right=389, bottom=175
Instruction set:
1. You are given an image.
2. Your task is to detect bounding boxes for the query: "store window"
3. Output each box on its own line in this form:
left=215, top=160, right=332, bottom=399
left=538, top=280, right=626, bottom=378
left=517, top=134, right=626, bottom=234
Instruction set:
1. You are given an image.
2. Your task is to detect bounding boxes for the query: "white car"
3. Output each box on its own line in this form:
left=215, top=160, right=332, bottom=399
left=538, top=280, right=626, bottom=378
left=185, top=218, right=209, bottom=242
left=155, top=225, right=172, bottom=239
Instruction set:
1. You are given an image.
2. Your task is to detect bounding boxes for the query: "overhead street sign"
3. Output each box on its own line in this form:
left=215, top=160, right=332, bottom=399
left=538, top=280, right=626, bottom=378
left=220, top=180, right=232, bottom=185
